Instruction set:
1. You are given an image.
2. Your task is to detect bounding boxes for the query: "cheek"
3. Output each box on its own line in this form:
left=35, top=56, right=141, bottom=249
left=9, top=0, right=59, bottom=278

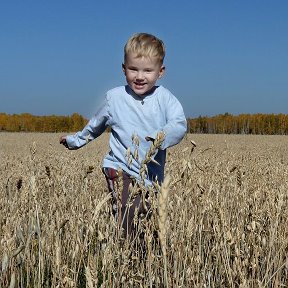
left=150, top=74, right=160, bottom=82
left=126, top=73, right=134, bottom=81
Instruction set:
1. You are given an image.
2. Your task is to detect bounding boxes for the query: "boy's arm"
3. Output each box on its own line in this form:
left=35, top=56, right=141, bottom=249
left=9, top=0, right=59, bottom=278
left=146, top=94, right=187, bottom=149
left=61, top=99, right=110, bottom=150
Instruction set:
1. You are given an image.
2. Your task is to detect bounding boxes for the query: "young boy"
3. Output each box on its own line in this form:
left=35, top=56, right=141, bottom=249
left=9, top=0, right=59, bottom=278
left=60, top=33, right=187, bottom=237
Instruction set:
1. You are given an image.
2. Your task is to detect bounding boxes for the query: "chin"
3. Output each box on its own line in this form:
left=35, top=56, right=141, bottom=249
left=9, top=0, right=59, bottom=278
left=132, top=88, right=147, bottom=95
left=136, top=91, right=147, bottom=96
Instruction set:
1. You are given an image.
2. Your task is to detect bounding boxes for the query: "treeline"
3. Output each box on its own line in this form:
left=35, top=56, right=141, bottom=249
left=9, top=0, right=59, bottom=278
left=188, top=113, right=288, bottom=135
left=1, top=112, right=288, bottom=135
left=0, top=113, right=87, bottom=132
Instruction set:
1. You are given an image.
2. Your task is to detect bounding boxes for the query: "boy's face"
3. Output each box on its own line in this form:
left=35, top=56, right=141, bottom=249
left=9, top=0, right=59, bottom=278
left=122, top=53, right=165, bottom=96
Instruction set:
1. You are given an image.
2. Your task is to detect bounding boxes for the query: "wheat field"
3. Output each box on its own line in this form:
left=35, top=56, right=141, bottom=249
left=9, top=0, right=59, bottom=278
left=1, top=132, right=288, bottom=287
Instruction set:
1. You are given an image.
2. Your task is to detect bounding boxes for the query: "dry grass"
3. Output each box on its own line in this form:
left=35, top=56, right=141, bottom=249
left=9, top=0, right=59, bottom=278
left=1, top=132, right=288, bottom=287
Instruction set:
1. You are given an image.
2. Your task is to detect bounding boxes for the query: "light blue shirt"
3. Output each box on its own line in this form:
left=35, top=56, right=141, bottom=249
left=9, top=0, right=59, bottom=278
left=66, top=85, right=187, bottom=184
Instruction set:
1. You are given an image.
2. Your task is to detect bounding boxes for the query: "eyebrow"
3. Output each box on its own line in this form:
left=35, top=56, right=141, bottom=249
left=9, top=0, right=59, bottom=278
left=126, top=65, right=138, bottom=69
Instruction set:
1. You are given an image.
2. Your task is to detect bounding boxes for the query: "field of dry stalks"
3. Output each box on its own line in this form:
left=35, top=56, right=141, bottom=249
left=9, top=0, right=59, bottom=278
left=1, top=132, right=288, bottom=287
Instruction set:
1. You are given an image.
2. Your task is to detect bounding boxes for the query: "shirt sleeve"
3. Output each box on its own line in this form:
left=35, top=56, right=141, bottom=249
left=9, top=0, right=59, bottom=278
left=65, top=97, right=110, bottom=149
left=147, top=93, right=187, bottom=150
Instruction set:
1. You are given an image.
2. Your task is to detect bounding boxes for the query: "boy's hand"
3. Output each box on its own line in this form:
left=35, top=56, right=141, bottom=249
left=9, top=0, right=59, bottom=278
left=60, top=136, right=69, bottom=149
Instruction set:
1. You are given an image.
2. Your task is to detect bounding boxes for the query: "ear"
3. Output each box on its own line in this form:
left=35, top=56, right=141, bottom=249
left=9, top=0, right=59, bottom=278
left=158, top=65, right=165, bottom=79
left=122, top=63, right=126, bottom=75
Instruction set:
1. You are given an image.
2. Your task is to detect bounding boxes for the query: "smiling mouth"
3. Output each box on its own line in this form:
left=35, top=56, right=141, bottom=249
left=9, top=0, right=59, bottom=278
left=134, top=82, right=146, bottom=87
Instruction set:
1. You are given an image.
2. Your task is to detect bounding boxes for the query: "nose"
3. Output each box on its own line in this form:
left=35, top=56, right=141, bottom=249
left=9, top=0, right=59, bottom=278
left=136, top=71, right=144, bottom=80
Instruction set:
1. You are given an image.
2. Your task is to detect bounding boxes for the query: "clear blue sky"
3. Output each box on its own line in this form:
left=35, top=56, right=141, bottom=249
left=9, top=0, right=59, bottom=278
left=1, top=0, right=287, bottom=118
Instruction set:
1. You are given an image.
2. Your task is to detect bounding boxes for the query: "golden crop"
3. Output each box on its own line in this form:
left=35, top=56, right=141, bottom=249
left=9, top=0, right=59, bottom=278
left=1, top=132, right=288, bottom=287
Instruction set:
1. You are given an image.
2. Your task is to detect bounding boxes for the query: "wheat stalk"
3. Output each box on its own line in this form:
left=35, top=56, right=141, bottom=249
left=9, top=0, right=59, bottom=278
left=158, top=174, right=170, bottom=287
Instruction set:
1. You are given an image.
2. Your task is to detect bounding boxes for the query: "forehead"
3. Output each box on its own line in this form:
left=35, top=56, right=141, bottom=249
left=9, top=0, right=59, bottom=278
left=125, top=53, right=161, bottom=67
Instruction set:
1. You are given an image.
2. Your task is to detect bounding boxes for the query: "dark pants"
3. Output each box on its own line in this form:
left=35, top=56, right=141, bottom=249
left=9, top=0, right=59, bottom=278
left=102, top=167, right=148, bottom=238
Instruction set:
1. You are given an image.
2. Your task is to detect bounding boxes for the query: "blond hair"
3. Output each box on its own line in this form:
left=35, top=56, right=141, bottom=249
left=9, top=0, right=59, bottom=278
left=124, top=33, right=165, bottom=65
